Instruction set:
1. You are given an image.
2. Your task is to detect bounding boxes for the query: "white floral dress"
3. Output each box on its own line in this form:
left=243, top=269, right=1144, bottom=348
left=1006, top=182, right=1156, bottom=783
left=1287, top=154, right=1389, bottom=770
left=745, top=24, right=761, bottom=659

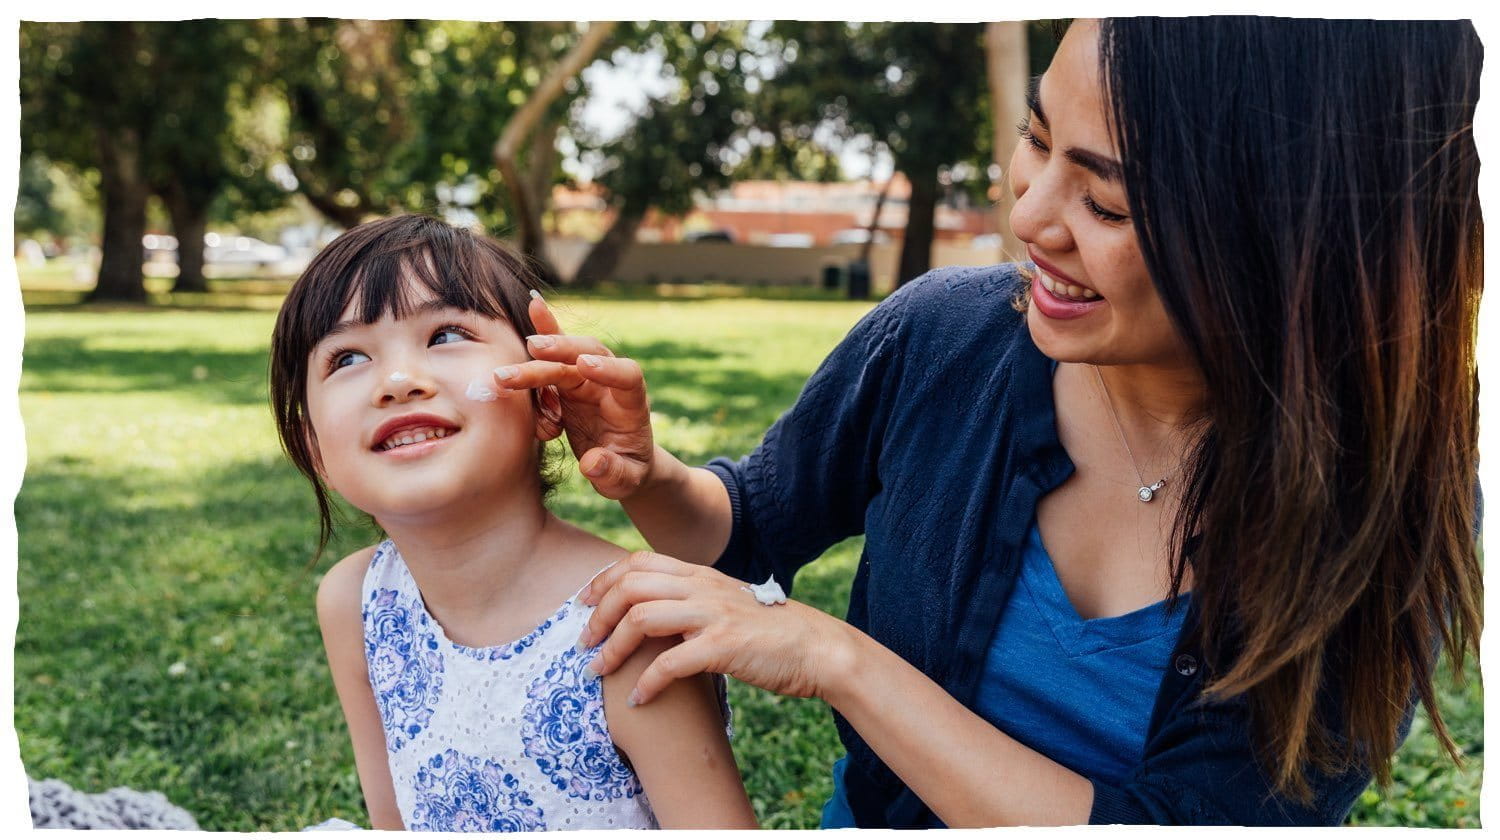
left=361, top=541, right=658, bottom=831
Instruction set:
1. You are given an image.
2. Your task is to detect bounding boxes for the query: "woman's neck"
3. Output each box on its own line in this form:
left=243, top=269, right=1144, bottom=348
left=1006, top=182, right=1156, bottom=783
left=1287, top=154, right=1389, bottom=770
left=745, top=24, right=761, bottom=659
left=1089, top=359, right=1208, bottom=463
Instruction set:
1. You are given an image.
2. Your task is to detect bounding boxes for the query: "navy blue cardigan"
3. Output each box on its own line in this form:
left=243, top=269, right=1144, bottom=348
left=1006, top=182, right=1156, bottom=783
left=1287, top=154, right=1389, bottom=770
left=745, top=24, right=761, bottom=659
left=704, top=264, right=1383, bottom=826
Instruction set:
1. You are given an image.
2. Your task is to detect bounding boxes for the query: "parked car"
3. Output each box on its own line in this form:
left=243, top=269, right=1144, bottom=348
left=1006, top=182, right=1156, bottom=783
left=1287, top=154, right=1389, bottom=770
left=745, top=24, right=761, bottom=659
left=684, top=229, right=734, bottom=243
left=831, top=228, right=891, bottom=246
left=203, top=233, right=287, bottom=267
left=765, top=232, right=815, bottom=248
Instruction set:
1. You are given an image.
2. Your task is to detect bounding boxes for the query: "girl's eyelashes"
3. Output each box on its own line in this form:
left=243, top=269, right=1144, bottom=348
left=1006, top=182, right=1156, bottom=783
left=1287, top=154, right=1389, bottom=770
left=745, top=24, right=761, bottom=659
left=326, top=347, right=370, bottom=374
left=1083, top=194, right=1129, bottom=223
left=1017, top=117, right=1049, bottom=154
left=429, top=324, right=477, bottom=346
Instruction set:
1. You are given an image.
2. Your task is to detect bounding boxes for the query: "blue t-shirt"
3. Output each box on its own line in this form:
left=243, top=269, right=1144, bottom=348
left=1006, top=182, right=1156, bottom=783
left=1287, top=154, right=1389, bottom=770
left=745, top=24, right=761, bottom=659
left=822, top=521, right=1188, bottom=827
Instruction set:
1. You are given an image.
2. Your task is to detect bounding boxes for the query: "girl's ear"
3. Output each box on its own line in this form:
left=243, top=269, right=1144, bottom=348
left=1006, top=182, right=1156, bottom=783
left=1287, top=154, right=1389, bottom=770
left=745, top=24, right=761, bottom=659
left=534, top=385, right=564, bottom=442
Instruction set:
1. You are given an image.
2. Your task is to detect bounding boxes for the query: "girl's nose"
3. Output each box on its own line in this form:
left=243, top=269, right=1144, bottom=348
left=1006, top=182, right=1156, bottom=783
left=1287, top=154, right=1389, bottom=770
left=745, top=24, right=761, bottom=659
left=374, top=367, right=435, bottom=405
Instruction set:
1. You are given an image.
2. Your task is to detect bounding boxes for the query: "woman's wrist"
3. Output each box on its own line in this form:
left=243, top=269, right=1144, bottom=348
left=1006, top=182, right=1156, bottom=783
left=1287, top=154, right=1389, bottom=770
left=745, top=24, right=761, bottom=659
left=812, top=615, right=873, bottom=708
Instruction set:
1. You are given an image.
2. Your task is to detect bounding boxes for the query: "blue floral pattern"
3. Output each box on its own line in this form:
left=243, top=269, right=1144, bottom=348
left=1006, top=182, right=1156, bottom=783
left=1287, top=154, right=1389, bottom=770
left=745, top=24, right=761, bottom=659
left=409, top=749, right=547, bottom=832
left=452, top=602, right=571, bottom=663
left=521, top=646, right=642, bottom=801
left=364, top=588, right=444, bottom=753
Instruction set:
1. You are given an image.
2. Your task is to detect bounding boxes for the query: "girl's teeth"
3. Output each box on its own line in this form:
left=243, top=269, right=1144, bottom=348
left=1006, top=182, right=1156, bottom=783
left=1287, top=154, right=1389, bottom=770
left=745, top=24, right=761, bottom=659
left=380, top=427, right=452, bottom=450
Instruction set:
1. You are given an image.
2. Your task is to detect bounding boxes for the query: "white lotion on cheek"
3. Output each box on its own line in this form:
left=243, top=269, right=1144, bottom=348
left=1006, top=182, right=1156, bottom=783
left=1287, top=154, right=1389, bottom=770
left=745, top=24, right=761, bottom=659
left=388, top=371, right=409, bottom=382
left=742, top=575, right=788, bottom=606
left=465, top=378, right=499, bottom=402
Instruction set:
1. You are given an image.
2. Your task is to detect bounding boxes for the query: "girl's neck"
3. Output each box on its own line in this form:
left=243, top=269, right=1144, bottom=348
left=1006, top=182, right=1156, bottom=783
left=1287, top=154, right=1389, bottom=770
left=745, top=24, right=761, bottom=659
left=1089, top=359, right=1208, bottom=456
left=377, top=491, right=560, bottom=622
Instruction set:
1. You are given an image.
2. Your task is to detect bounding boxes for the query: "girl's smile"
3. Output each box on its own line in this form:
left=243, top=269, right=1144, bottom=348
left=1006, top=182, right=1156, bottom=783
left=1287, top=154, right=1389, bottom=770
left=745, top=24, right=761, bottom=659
left=371, top=412, right=461, bottom=457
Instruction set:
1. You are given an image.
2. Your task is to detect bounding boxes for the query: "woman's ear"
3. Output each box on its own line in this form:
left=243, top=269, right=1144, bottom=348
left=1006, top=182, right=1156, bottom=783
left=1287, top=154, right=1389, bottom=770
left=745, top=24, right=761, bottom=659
left=534, top=385, right=564, bottom=442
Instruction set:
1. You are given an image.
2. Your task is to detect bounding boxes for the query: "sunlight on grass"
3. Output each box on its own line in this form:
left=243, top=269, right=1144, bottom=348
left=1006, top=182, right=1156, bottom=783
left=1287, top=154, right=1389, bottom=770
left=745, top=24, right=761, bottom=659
left=14, top=292, right=1482, bottom=829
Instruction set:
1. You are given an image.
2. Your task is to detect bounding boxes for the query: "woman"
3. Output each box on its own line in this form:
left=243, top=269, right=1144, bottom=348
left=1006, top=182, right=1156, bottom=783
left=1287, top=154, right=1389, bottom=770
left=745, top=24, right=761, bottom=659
left=502, top=18, right=1482, bottom=825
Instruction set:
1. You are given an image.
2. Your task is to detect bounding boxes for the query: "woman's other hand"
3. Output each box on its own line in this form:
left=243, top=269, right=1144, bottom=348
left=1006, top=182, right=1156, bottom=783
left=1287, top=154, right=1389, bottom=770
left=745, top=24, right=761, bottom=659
left=575, top=552, right=859, bottom=705
left=492, top=294, right=657, bottom=499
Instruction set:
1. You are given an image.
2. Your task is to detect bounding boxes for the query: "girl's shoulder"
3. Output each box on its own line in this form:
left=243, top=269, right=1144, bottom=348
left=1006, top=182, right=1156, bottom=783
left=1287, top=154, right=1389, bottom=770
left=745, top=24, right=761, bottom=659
left=315, top=543, right=382, bottom=633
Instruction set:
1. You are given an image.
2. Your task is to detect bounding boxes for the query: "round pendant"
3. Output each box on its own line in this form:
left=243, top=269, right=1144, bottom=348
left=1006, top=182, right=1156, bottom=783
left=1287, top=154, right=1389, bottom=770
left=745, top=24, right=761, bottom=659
left=1138, top=486, right=1155, bottom=502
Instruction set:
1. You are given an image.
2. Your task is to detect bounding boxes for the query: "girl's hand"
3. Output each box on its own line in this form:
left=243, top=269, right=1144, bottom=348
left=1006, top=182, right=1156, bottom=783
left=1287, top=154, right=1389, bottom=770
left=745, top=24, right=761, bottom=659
left=494, top=294, right=657, bottom=500
left=575, top=552, right=857, bottom=706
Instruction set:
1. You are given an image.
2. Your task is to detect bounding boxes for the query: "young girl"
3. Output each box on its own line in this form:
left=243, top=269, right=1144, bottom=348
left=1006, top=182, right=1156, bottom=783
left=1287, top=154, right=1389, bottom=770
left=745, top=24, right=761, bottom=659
left=270, top=214, right=757, bottom=830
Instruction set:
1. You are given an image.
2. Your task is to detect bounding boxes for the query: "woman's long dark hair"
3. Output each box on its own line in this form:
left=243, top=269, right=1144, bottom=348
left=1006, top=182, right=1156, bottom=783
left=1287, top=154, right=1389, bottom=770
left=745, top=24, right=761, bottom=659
left=1098, top=18, right=1482, bottom=800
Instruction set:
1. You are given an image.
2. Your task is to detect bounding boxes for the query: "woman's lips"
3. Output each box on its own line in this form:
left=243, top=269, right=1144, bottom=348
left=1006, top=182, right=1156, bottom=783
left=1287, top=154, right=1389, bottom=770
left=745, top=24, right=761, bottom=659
left=1030, top=271, right=1105, bottom=320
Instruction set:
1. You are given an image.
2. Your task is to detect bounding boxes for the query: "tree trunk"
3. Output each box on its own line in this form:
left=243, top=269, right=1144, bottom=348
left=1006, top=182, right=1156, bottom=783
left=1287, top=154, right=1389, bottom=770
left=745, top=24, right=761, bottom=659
left=859, top=175, right=893, bottom=266
left=572, top=204, right=644, bottom=289
left=520, top=120, right=560, bottom=284
left=161, top=182, right=210, bottom=293
left=896, top=166, right=939, bottom=288
left=494, top=22, right=615, bottom=285
left=986, top=21, right=1028, bottom=262
left=90, top=126, right=150, bottom=303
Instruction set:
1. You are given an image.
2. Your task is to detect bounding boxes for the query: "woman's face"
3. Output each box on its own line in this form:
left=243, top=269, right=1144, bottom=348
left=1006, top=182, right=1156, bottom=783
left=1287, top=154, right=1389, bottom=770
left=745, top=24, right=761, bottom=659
left=1009, top=20, right=1190, bottom=369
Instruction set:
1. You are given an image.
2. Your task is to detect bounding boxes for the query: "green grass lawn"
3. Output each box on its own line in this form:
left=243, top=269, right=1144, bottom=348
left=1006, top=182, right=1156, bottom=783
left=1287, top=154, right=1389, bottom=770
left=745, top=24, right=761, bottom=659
left=13, top=284, right=1482, bottom=829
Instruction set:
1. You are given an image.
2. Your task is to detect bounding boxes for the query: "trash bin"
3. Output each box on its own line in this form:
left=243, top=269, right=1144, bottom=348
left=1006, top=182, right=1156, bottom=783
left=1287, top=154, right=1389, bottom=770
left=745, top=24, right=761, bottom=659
left=847, top=260, right=871, bottom=300
left=822, top=264, right=843, bottom=291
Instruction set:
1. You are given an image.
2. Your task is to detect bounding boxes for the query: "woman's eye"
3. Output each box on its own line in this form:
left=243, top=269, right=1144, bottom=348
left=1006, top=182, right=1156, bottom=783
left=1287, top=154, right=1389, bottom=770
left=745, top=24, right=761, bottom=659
left=1083, top=194, right=1129, bottom=223
left=430, top=326, right=472, bottom=346
left=331, top=350, right=370, bottom=371
left=1017, top=117, right=1049, bottom=154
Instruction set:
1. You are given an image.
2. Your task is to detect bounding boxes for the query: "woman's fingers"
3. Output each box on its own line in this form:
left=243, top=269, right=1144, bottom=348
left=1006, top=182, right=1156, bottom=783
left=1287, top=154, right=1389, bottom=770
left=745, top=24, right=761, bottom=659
left=527, top=293, right=562, bottom=336
left=524, top=333, right=615, bottom=363
left=579, top=567, right=699, bottom=649
left=575, top=355, right=650, bottom=415
left=577, top=447, right=651, bottom=500
left=584, top=599, right=706, bottom=678
left=581, top=551, right=695, bottom=607
left=493, top=359, right=589, bottom=392
left=627, top=636, right=723, bottom=706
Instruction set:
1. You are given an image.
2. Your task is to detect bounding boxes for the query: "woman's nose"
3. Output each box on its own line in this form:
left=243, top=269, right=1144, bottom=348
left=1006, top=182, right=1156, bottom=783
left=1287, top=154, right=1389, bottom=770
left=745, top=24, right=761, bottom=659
left=1009, top=166, right=1073, bottom=254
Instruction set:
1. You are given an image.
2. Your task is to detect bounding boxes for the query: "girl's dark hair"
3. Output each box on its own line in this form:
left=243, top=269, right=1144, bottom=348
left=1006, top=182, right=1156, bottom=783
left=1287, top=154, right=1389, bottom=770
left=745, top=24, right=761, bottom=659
left=1097, top=18, right=1482, bottom=800
left=270, top=214, right=562, bottom=559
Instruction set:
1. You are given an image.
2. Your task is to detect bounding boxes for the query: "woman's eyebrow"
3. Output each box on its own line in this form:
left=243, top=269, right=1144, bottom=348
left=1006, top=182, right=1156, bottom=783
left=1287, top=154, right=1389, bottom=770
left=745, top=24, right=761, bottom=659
left=1065, top=148, right=1123, bottom=183
left=1026, top=75, right=1047, bottom=126
left=1029, top=73, right=1123, bottom=183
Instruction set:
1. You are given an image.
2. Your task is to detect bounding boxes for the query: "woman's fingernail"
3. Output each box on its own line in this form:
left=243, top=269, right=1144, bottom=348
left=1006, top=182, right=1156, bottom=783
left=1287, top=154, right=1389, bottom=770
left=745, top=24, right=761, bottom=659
left=578, top=354, right=602, bottom=368
left=530, top=289, right=543, bottom=300
left=583, top=658, right=602, bottom=679
left=494, top=366, right=516, bottom=381
left=574, top=631, right=592, bottom=653
left=579, top=583, right=592, bottom=602
left=627, top=690, right=641, bottom=707
left=582, top=456, right=606, bottom=478
left=527, top=334, right=555, bottom=349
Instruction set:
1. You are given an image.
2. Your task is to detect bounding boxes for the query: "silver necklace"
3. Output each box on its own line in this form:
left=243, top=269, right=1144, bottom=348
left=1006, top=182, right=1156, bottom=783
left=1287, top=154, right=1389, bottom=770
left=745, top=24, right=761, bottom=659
left=1093, top=365, right=1172, bottom=503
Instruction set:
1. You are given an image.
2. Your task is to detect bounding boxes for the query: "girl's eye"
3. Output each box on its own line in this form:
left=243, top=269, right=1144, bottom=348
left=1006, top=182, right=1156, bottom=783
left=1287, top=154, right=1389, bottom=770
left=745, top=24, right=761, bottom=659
left=1017, top=117, right=1049, bottom=154
left=430, top=325, right=474, bottom=346
left=1083, top=194, right=1129, bottom=223
left=329, top=349, right=370, bottom=372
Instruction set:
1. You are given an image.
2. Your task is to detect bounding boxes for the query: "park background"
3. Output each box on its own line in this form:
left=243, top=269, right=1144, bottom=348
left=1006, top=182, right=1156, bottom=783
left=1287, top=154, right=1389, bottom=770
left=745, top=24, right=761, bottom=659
left=12, top=19, right=1481, bottom=829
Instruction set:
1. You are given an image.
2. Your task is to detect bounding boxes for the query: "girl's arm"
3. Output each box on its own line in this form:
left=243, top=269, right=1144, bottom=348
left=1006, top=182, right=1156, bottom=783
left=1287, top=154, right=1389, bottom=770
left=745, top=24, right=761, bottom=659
left=579, top=555, right=1092, bottom=827
left=315, top=548, right=405, bottom=830
left=600, top=636, right=758, bottom=828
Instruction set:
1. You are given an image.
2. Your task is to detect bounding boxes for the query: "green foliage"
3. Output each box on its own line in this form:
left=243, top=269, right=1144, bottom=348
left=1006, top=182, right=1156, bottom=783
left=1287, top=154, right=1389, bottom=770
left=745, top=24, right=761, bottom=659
left=752, top=23, right=990, bottom=182
left=15, top=284, right=1479, bottom=831
left=585, top=23, right=758, bottom=217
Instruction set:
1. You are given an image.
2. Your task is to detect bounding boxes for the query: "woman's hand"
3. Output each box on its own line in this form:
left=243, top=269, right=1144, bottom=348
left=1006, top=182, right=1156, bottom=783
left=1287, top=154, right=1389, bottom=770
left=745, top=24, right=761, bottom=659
left=493, top=294, right=657, bottom=499
left=576, top=552, right=858, bottom=705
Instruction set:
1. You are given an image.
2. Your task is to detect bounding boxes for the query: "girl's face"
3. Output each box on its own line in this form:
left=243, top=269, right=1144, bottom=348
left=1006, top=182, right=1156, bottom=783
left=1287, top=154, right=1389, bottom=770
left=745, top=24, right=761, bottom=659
left=1009, top=20, right=1190, bottom=369
left=303, top=282, right=545, bottom=525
